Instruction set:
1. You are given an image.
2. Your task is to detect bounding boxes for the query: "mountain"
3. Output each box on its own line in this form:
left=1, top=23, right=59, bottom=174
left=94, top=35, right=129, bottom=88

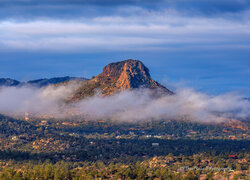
left=0, top=77, right=87, bottom=88
left=26, top=76, right=87, bottom=87
left=0, top=78, right=20, bottom=87
left=1, top=60, right=172, bottom=100
left=72, top=59, right=173, bottom=100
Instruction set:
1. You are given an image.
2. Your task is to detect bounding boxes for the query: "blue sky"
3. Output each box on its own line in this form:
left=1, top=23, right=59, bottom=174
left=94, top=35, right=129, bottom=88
left=0, top=0, right=249, bottom=95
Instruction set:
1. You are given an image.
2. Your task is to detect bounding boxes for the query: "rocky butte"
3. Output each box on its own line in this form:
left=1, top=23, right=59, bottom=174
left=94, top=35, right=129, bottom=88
left=71, top=59, right=173, bottom=101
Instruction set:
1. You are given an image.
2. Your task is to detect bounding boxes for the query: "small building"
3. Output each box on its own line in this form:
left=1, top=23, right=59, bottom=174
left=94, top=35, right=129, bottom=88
left=24, top=113, right=30, bottom=121
left=154, top=135, right=162, bottom=138
left=11, top=136, right=19, bottom=141
left=229, top=155, right=238, bottom=159
left=152, top=143, right=159, bottom=146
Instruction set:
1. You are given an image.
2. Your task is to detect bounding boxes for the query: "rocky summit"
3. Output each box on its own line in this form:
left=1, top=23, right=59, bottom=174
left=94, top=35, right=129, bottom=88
left=72, top=59, right=173, bottom=100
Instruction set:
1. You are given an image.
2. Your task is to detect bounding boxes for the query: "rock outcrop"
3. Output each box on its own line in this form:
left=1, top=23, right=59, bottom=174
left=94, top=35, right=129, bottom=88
left=72, top=59, right=173, bottom=100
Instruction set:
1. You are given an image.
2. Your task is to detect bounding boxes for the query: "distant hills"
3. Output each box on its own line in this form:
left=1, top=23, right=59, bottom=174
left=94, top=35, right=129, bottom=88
left=0, top=78, right=20, bottom=87
left=0, top=76, right=87, bottom=88
left=26, top=77, right=87, bottom=87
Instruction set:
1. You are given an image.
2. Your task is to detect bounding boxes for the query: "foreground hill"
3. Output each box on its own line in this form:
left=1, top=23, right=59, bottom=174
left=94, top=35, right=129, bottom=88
left=72, top=59, right=173, bottom=100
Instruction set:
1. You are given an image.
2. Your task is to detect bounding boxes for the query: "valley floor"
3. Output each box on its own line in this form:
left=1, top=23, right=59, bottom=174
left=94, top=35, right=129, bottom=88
left=0, top=115, right=249, bottom=179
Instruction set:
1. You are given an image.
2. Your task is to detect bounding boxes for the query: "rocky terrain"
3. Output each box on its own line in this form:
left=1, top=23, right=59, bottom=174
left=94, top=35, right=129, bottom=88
left=72, top=59, right=173, bottom=100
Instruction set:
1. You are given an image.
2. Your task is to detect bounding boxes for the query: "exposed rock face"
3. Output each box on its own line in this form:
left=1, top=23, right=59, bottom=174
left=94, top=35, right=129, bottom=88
left=72, top=59, right=173, bottom=100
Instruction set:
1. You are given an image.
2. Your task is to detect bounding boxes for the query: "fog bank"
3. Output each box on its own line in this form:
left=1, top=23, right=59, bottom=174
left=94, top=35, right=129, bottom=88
left=0, top=84, right=249, bottom=123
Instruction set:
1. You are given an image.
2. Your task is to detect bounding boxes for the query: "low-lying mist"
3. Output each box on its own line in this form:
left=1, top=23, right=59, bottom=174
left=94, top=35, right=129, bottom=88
left=0, top=83, right=249, bottom=123
left=0, top=82, right=80, bottom=117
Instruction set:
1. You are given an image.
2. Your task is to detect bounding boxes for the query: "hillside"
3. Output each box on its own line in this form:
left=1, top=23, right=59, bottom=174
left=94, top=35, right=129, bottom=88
left=0, top=78, right=20, bottom=87
left=26, top=76, right=87, bottom=87
left=0, top=76, right=87, bottom=87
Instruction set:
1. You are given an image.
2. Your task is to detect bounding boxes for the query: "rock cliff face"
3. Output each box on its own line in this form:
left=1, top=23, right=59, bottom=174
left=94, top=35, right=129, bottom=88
left=72, top=59, right=173, bottom=100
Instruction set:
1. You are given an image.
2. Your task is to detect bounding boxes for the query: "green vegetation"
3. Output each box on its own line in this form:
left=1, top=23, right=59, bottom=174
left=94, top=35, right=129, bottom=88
left=0, top=115, right=249, bottom=179
left=0, top=153, right=249, bottom=180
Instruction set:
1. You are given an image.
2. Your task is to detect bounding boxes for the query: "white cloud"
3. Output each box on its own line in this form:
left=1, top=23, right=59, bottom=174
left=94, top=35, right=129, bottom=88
left=0, top=9, right=250, bottom=52
left=0, top=84, right=249, bottom=123
left=0, top=82, right=80, bottom=117
left=77, top=88, right=250, bottom=122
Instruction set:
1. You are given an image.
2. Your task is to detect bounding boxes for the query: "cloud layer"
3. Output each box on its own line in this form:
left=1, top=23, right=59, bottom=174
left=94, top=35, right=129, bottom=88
left=0, top=84, right=249, bottom=123
left=0, top=10, right=250, bottom=52
left=1, top=0, right=250, bottom=17
left=77, top=88, right=250, bottom=123
left=0, top=82, right=80, bottom=117
left=0, top=1, right=249, bottom=52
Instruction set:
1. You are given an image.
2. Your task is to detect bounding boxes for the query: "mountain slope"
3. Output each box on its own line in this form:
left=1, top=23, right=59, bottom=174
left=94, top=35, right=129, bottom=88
left=0, top=78, right=20, bottom=87
left=0, top=114, right=36, bottom=135
left=0, top=77, right=87, bottom=88
left=72, top=59, right=173, bottom=100
left=26, top=76, right=87, bottom=87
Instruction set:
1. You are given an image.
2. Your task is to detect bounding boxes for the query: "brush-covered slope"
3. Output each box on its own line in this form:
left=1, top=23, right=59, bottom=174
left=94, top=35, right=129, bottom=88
left=72, top=59, right=173, bottom=100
